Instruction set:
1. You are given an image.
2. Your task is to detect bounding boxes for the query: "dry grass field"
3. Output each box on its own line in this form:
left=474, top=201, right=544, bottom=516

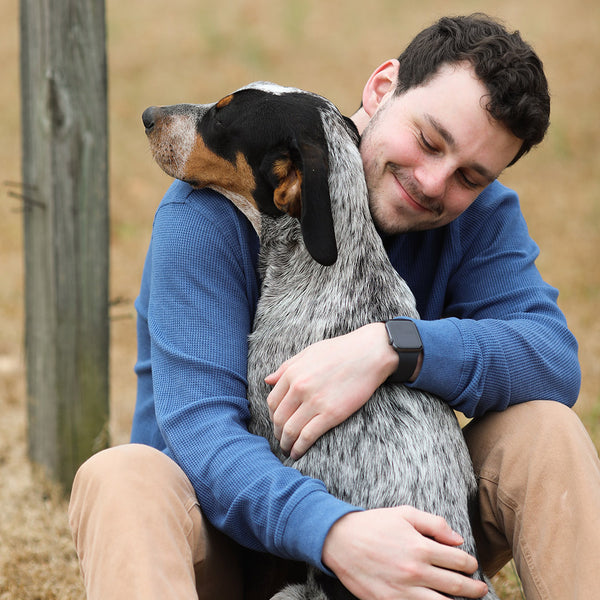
left=1, top=0, right=599, bottom=597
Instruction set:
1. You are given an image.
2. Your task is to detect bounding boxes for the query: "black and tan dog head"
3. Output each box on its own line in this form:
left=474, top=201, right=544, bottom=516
left=142, top=82, right=340, bottom=265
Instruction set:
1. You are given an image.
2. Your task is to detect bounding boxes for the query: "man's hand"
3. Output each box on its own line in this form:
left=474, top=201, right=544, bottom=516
left=265, top=323, right=398, bottom=459
left=323, top=507, right=489, bottom=600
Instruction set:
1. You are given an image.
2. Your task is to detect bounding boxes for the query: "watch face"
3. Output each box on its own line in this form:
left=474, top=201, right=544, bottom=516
left=387, top=320, right=422, bottom=352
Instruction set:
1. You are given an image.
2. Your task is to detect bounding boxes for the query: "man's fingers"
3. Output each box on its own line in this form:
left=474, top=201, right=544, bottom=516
left=422, top=563, right=489, bottom=599
left=271, top=395, right=299, bottom=443
left=407, top=511, right=478, bottom=575
left=266, top=373, right=291, bottom=422
left=427, top=538, right=481, bottom=581
left=400, top=507, right=483, bottom=578
left=322, top=508, right=488, bottom=600
left=264, top=361, right=287, bottom=387
left=288, top=416, right=330, bottom=460
left=278, top=403, right=320, bottom=455
left=403, top=507, right=464, bottom=546
left=278, top=411, right=302, bottom=454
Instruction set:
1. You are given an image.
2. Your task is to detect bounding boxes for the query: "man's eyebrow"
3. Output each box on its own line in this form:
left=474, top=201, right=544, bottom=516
left=470, top=163, right=496, bottom=184
left=424, top=113, right=497, bottom=184
left=425, top=114, right=456, bottom=148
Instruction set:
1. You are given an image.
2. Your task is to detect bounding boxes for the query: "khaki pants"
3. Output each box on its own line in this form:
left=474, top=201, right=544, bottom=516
left=69, top=401, right=600, bottom=599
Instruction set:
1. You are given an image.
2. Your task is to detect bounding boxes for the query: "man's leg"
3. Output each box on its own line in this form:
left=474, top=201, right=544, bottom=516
left=464, top=400, right=600, bottom=599
left=68, top=444, right=244, bottom=600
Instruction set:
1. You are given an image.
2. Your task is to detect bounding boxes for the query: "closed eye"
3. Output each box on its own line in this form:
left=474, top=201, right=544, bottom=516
left=419, top=132, right=438, bottom=153
left=458, top=170, right=481, bottom=190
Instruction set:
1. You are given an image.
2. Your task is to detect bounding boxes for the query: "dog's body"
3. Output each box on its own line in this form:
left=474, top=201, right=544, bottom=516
left=143, top=82, right=497, bottom=600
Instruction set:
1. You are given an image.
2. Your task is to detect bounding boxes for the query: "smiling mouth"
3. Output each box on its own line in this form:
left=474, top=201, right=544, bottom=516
left=390, top=170, right=428, bottom=212
left=388, top=166, right=444, bottom=218
left=398, top=181, right=427, bottom=212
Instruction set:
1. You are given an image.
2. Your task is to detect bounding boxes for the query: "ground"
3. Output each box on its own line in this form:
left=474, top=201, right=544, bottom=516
left=1, top=0, right=599, bottom=597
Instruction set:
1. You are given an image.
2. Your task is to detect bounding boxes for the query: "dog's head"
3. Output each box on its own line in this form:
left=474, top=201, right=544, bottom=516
left=142, top=82, right=353, bottom=266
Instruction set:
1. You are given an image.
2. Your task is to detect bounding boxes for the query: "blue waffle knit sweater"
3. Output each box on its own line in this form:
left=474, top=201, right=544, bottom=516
left=130, top=178, right=580, bottom=572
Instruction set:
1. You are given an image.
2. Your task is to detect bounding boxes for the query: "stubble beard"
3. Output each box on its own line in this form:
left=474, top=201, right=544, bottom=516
left=366, top=164, right=444, bottom=236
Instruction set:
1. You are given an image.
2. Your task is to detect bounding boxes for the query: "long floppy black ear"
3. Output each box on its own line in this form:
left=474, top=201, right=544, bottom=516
left=294, top=139, right=337, bottom=266
left=260, top=138, right=337, bottom=266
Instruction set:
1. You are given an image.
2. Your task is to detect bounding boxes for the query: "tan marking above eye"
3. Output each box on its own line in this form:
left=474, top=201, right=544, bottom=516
left=216, top=94, right=234, bottom=109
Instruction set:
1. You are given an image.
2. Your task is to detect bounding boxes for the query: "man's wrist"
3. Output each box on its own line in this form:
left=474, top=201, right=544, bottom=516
left=383, top=319, right=423, bottom=383
left=366, top=322, right=422, bottom=383
left=368, top=322, right=402, bottom=382
left=322, top=512, right=358, bottom=575
left=409, top=351, right=423, bottom=382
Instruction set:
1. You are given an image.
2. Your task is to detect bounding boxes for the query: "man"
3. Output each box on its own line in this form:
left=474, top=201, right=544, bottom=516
left=69, top=14, right=600, bottom=600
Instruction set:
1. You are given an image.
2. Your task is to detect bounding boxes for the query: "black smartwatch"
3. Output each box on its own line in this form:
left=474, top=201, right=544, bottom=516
left=384, top=318, right=423, bottom=383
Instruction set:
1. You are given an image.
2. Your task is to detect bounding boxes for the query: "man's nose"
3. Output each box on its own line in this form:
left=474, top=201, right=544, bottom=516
left=414, top=160, right=450, bottom=199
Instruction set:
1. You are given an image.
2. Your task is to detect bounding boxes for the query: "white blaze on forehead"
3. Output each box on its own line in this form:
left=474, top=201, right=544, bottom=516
left=238, top=81, right=301, bottom=95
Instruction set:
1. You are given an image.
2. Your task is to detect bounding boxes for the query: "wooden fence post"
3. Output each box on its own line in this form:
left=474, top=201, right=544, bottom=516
left=20, top=0, right=110, bottom=492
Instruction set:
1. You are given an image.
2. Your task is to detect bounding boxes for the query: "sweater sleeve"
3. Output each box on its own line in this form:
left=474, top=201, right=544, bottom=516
left=403, top=182, right=581, bottom=417
left=140, top=182, right=356, bottom=570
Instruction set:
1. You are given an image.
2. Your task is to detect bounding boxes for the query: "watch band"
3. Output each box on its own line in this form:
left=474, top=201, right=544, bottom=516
left=384, top=319, right=423, bottom=383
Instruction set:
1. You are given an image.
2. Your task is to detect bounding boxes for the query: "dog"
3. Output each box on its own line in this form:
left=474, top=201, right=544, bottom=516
left=142, top=82, right=498, bottom=600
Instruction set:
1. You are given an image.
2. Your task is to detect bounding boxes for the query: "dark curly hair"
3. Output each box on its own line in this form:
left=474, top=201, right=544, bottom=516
left=394, top=14, right=550, bottom=165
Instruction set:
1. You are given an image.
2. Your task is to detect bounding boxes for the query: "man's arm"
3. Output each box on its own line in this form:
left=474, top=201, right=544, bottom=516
left=138, top=182, right=489, bottom=598
left=139, top=183, right=356, bottom=568
left=401, top=180, right=580, bottom=417
left=267, top=181, right=580, bottom=456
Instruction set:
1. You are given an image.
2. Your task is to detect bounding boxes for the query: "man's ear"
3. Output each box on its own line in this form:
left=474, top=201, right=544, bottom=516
left=361, top=59, right=399, bottom=117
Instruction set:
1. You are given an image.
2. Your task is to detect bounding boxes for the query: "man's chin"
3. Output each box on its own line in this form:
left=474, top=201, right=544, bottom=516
left=370, top=205, right=426, bottom=235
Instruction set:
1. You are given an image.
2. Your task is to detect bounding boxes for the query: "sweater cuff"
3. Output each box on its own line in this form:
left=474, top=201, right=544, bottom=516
left=279, top=488, right=361, bottom=574
left=405, top=318, right=465, bottom=403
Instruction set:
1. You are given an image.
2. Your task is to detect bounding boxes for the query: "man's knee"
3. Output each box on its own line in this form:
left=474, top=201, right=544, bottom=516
left=464, top=400, right=587, bottom=473
left=69, top=444, right=192, bottom=538
left=511, top=399, right=582, bottom=432
left=72, top=444, right=171, bottom=500
left=463, top=401, right=591, bottom=575
left=499, top=400, right=593, bottom=467
left=68, top=445, right=223, bottom=598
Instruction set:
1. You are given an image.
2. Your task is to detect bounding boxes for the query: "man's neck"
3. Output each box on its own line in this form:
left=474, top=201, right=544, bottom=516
left=350, top=107, right=369, bottom=136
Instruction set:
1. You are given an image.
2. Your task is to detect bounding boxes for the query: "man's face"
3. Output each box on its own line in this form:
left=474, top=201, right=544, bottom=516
left=360, top=62, right=523, bottom=235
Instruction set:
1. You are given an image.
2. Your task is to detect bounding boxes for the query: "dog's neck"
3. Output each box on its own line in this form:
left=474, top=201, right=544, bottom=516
left=208, top=185, right=262, bottom=234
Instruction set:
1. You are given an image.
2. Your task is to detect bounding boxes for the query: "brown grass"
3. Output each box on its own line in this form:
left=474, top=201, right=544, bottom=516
left=1, top=0, right=598, bottom=597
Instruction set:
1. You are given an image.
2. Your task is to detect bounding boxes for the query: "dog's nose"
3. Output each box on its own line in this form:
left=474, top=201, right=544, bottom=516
left=142, top=107, right=157, bottom=131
